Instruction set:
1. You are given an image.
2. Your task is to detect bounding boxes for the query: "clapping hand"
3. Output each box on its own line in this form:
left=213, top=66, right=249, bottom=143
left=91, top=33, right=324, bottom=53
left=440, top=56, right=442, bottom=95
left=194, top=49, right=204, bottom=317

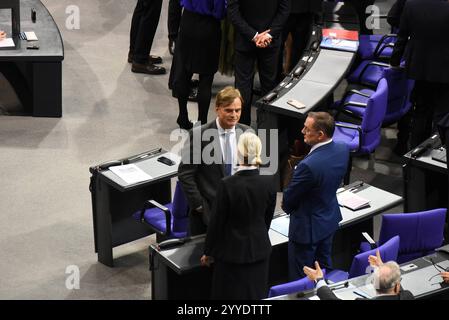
left=0, top=31, right=6, bottom=40
left=303, top=261, right=324, bottom=281
left=368, top=249, right=383, bottom=267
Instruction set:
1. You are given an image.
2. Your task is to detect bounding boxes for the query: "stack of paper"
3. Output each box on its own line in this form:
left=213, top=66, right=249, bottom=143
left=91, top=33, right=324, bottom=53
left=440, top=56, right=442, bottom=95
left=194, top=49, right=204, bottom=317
left=109, top=164, right=152, bottom=185
left=0, top=38, right=15, bottom=48
left=337, top=190, right=370, bottom=210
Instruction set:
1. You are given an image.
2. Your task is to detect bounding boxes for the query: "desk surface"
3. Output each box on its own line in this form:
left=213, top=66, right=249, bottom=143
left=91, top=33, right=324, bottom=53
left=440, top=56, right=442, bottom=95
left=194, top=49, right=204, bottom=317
left=270, top=182, right=403, bottom=238
left=268, top=251, right=449, bottom=300
left=403, top=136, right=447, bottom=173
left=266, top=49, right=355, bottom=118
left=99, top=150, right=181, bottom=192
left=0, top=0, right=63, bottom=61
left=150, top=182, right=402, bottom=276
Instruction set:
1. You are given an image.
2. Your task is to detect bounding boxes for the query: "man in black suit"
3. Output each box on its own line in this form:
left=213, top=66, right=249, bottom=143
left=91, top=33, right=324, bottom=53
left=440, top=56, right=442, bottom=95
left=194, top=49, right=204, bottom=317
left=228, top=0, right=290, bottom=125
left=390, top=0, right=449, bottom=148
left=279, top=0, right=323, bottom=78
left=304, top=257, right=414, bottom=300
left=129, top=0, right=166, bottom=75
left=178, top=87, right=251, bottom=235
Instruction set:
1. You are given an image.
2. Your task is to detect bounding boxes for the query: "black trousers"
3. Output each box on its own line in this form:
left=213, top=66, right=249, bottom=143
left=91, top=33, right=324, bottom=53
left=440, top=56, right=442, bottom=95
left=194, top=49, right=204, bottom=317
left=129, top=0, right=162, bottom=64
left=279, top=12, right=315, bottom=79
left=408, top=81, right=449, bottom=148
left=234, top=45, right=280, bottom=125
left=168, top=0, right=182, bottom=41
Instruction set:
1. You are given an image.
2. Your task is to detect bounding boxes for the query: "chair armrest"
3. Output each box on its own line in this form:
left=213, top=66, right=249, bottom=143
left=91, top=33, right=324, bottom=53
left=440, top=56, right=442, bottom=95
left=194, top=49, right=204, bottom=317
left=139, top=199, right=172, bottom=236
left=335, top=122, right=363, bottom=152
left=349, top=89, right=371, bottom=98
left=357, top=61, right=390, bottom=84
left=343, top=101, right=368, bottom=108
left=373, top=34, right=397, bottom=56
left=362, top=232, right=377, bottom=250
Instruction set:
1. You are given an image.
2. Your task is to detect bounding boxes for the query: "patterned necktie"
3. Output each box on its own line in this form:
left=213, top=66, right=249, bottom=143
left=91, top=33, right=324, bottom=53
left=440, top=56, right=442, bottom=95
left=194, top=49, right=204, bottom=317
left=224, top=131, right=233, bottom=176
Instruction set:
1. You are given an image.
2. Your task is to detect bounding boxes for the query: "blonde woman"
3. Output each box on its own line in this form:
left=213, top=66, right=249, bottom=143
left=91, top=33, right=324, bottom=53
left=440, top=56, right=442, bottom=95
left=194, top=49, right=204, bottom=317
left=201, top=132, right=276, bottom=299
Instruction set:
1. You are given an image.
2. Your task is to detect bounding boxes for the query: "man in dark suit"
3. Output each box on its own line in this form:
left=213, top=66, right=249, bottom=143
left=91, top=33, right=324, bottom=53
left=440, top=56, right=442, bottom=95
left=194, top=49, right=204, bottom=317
left=304, top=255, right=414, bottom=300
left=129, top=0, right=166, bottom=75
left=279, top=0, right=323, bottom=78
left=283, top=112, right=349, bottom=280
left=178, top=87, right=251, bottom=235
left=228, top=0, right=290, bottom=125
left=390, top=0, right=449, bottom=149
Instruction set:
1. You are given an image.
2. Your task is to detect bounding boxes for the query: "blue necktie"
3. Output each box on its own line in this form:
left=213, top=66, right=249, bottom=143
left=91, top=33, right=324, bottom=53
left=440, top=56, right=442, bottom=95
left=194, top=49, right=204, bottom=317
left=224, top=131, right=233, bottom=176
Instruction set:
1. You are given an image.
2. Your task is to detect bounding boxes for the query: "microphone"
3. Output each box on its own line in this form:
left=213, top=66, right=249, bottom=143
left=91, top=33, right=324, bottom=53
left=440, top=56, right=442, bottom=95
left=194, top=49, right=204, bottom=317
left=410, top=134, right=440, bottom=158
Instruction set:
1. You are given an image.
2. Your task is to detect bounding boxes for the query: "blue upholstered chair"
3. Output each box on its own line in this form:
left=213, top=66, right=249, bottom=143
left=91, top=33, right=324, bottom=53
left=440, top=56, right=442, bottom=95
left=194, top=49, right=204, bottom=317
left=336, top=68, right=413, bottom=127
left=268, top=270, right=326, bottom=298
left=133, top=181, right=189, bottom=239
left=326, top=235, right=400, bottom=283
left=333, top=78, right=388, bottom=184
left=358, top=33, right=397, bottom=61
left=359, top=209, right=447, bottom=264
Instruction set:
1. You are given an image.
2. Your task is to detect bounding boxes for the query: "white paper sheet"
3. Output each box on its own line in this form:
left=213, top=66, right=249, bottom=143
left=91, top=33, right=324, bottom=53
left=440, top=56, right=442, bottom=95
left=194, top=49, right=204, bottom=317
left=0, top=38, right=15, bottom=48
left=109, top=164, right=152, bottom=185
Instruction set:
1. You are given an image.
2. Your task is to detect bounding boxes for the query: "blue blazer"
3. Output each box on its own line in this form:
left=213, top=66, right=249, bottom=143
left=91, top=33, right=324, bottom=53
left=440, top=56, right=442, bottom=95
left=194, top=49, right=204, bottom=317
left=283, top=141, right=349, bottom=244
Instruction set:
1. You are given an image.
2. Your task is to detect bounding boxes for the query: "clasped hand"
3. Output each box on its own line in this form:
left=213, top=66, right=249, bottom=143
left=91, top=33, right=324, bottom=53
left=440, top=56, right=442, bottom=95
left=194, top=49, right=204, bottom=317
left=254, top=30, right=272, bottom=48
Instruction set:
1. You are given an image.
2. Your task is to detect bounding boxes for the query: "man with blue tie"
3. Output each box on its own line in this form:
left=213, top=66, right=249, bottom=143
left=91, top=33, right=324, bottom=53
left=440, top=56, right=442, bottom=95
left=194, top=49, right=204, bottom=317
left=283, top=112, right=349, bottom=280
left=178, top=87, right=251, bottom=236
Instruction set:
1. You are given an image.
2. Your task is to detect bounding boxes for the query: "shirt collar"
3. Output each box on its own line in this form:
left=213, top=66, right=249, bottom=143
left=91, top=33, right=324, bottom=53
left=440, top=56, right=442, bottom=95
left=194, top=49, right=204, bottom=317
left=216, top=118, right=236, bottom=135
left=309, top=138, right=333, bottom=154
left=237, top=165, right=258, bottom=172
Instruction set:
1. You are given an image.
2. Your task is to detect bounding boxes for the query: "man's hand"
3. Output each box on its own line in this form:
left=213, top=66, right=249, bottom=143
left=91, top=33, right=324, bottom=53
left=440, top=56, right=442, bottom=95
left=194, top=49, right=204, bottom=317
left=441, top=271, right=449, bottom=283
left=368, top=249, right=383, bottom=267
left=254, top=29, right=272, bottom=48
left=0, top=31, right=6, bottom=40
left=303, top=261, right=324, bottom=281
left=200, top=255, right=213, bottom=267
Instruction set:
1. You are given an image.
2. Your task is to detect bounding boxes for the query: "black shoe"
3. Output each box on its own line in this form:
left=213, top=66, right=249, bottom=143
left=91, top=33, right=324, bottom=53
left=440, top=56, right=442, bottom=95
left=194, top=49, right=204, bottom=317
left=128, top=52, right=163, bottom=64
left=177, top=117, right=193, bottom=130
left=169, top=39, right=175, bottom=56
left=132, top=62, right=166, bottom=75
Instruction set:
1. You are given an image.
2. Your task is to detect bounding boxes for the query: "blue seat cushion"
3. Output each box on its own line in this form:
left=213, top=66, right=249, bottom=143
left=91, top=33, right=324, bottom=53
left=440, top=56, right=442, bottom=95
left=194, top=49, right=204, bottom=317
left=332, top=88, right=374, bottom=118
left=347, top=60, right=385, bottom=86
left=132, top=204, right=188, bottom=239
left=326, top=269, right=349, bottom=283
left=333, top=123, right=361, bottom=152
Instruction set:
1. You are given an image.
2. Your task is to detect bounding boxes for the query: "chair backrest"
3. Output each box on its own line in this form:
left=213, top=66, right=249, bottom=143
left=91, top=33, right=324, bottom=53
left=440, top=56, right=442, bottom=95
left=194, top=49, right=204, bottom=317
left=348, top=235, right=400, bottom=278
left=267, top=270, right=327, bottom=298
left=378, top=208, right=447, bottom=263
left=381, top=67, right=414, bottom=125
left=359, top=78, right=388, bottom=153
left=171, top=181, right=189, bottom=233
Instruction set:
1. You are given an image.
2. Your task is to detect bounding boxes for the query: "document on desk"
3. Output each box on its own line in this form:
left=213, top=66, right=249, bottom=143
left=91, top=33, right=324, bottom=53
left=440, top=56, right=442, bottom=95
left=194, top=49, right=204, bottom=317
left=109, top=164, right=152, bottom=185
left=337, top=190, right=370, bottom=210
left=0, top=38, right=15, bottom=48
left=270, top=215, right=290, bottom=237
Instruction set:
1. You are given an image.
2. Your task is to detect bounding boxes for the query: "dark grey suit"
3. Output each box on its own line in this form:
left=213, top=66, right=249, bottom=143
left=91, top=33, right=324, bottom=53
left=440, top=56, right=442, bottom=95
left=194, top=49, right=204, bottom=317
left=178, top=120, right=251, bottom=235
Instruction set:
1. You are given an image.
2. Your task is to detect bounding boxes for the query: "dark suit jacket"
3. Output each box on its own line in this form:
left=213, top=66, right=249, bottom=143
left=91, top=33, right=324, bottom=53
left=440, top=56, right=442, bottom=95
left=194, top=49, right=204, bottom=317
left=390, top=0, right=449, bottom=84
left=283, top=141, right=349, bottom=244
left=228, top=0, right=290, bottom=50
left=178, top=120, right=250, bottom=225
left=204, top=169, right=276, bottom=263
left=291, top=0, right=323, bottom=14
left=317, top=285, right=415, bottom=300
left=386, top=0, right=407, bottom=29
